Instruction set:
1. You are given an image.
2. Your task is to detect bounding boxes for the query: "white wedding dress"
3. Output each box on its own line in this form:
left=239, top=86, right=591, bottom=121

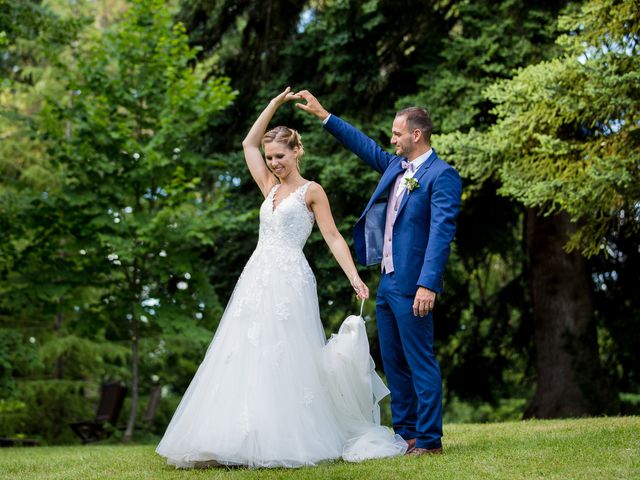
left=156, top=182, right=407, bottom=468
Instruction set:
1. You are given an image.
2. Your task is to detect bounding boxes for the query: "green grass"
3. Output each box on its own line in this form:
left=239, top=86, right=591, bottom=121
left=1, top=417, right=639, bottom=480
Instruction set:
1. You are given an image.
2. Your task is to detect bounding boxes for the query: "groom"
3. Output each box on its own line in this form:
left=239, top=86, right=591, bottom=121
left=296, top=91, right=461, bottom=455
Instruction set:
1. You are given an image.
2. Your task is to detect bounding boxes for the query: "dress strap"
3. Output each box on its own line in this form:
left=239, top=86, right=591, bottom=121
left=297, top=181, right=313, bottom=197
left=296, top=181, right=315, bottom=208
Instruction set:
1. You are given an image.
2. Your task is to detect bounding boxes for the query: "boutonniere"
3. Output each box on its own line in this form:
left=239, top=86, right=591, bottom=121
left=403, top=177, right=420, bottom=193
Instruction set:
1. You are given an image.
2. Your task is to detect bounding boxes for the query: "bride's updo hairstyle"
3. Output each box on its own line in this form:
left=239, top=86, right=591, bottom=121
left=262, top=126, right=305, bottom=170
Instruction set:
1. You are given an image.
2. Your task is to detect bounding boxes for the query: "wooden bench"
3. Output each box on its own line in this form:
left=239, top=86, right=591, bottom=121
left=70, top=381, right=127, bottom=444
left=0, top=437, right=39, bottom=447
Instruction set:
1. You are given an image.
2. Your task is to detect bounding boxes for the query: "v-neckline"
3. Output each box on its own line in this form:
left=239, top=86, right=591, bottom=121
left=270, top=182, right=309, bottom=214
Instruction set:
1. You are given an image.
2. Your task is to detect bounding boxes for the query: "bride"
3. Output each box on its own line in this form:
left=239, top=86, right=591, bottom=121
left=156, top=88, right=407, bottom=468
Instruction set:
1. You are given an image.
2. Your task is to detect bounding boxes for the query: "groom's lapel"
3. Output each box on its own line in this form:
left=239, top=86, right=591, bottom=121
left=396, top=150, right=437, bottom=218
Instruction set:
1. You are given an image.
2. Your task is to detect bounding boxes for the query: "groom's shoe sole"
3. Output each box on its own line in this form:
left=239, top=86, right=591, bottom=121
left=407, top=447, right=443, bottom=456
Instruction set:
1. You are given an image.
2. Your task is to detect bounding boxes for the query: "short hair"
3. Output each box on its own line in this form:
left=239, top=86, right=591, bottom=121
left=396, top=107, right=433, bottom=142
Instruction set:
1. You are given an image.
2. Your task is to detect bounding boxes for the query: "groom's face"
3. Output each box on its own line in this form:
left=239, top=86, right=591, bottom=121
left=391, top=115, right=415, bottom=159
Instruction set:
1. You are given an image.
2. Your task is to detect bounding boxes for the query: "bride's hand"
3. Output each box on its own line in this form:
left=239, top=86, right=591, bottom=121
left=271, top=86, right=300, bottom=108
left=351, top=275, right=369, bottom=300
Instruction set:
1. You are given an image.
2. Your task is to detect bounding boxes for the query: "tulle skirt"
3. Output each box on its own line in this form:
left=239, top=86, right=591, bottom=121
left=156, top=247, right=406, bottom=468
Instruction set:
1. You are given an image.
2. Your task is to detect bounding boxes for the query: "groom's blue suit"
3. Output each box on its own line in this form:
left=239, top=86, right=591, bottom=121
left=324, top=114, right=461, bottom=450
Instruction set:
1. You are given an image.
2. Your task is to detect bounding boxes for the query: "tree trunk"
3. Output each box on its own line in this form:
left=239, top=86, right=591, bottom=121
left=123, top=312, right=139, bottom=443
left=524, top=209, right=617, bottom=418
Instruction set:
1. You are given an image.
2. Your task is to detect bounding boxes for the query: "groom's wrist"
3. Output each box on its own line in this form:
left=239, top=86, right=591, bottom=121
left=417, top=278, right=442, bottom=294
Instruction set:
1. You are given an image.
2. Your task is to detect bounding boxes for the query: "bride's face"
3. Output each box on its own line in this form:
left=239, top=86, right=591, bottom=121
left=264, top=142, right=299, bottom=179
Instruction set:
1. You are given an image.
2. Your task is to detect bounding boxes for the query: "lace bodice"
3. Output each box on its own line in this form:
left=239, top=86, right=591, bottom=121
left=257, top=182, right=315, bottom=253
left=233, top=181, right=316, bottom=309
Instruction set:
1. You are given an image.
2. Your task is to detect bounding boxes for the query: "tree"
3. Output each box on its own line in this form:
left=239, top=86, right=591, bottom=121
left=444, top=0, right=638, bottom=416
left=0, top=0, right=125, bottom=443
left=34, top=0, right=236, bottom=440
left=486, top=0, right=639, bottom=256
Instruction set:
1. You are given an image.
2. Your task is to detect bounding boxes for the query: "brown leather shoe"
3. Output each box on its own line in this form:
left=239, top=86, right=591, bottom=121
left=404, top=438, right=417, bottom=454
left=407, top=447, right=443, bottom=456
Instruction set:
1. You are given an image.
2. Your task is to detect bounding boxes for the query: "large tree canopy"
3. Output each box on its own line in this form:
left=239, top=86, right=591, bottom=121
left=483, top=0, right=639, bottom=255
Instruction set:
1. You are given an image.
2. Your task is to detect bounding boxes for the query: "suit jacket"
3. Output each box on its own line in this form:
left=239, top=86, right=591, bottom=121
left=324, top=114, right=462, bottom=295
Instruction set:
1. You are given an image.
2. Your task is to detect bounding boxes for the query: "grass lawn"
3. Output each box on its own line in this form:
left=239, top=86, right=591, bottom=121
left=1, top=417, right=638, bottom=480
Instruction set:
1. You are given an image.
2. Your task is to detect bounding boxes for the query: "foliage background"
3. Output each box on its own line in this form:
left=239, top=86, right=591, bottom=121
left=0, top=0, right=638, bottom=443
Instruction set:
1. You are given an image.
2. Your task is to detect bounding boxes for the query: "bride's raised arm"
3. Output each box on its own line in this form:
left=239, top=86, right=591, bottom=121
left=242, top=87, right=299, bottom=197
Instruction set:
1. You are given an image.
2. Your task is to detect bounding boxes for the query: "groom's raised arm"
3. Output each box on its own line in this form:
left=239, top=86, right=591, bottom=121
left=296, top=90, right=394, bottom=174
left=323, top=115, right=394, bottom=174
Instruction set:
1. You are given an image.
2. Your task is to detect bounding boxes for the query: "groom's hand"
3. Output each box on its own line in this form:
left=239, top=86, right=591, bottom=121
left=413, top=287, right=436, bottom=317
left=295, top=90, right=330, bottom=121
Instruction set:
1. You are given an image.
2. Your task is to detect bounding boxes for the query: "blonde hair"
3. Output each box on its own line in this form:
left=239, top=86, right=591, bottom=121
left=262, top=126, right=305, bottom=169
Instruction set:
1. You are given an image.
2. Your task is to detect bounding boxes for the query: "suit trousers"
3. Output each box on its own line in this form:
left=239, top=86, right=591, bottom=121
left=376, top=271, right=443, bottom=450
